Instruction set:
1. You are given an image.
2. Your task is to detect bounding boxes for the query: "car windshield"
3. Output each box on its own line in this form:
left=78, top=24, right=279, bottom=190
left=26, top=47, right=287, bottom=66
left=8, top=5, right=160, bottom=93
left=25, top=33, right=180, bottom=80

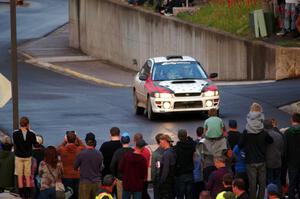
left=152, top=61, right=207, bottom=81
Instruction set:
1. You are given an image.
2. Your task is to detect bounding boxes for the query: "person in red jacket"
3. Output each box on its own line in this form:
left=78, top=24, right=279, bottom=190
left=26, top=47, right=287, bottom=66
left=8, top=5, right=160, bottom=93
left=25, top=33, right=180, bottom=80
left=119, top=139, right=147, bottom=199
left=57, top=131, right=85, bottom=199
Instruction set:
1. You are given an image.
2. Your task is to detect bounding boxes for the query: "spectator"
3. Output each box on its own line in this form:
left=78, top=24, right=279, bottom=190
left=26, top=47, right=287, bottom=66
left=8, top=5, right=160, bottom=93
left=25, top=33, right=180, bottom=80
left=110, top=132, right=134, bottom=199
left=27, top=157, right=37, bottom=198
left=133, top=133, right=151, bottom=199
left=216, top=173, right=233, bottom=199
left=232, top=178, right=248, bottom=199
left=232, top=145, right=248, bottom=191
left=158, top=134, right=176, bottom=199
left=204, top=108, right=225, bottom=139
left=174, top=129, right=195, bottom=199
left=206, top=156, right=230, bottom=199
left=199, top=191, right=211, bottom=199
left=285, top=0, right=299, bottom=36
left=13, top=116, right=37, bottom=198
left=195, top=126, right=204, bottom=144
left=194, top=127, right=205, bottom=199
left=150, top=133, right=164, bottom=199
left=119, top=139, right=147, bottom=199
left=95, top=175, right=116, bottom=199
left=284, top=113, right=300, bottom=199
left=264, top=119, right=285, bottom=195
left=238, top=103, right=273, bottom=199
left=58, top=130, right=85, bottom=199
left=74, top=132, right=103, bottom=199
left=100, top=127, right=122, bottom=179
left=38, top=146, right=64, bottom=199
left=0, top=136, right=14, bottom=192
left=32, top=134, right=45, bottom=198
left=227, top=120, right=240, bottom=150
left=267, top=183, right=281, bottom=199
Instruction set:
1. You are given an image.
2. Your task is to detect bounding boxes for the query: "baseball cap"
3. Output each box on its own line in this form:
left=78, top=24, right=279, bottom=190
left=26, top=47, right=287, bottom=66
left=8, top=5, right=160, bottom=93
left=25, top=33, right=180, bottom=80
left=267, top=183, right=279, bottom=195
left=159, top=134, right=173, bottom=143
left=228, top=120, right=237, bottom=128
left=121, top=132, right=130, bottom=144
left=136, top=139, right=147, bottom=148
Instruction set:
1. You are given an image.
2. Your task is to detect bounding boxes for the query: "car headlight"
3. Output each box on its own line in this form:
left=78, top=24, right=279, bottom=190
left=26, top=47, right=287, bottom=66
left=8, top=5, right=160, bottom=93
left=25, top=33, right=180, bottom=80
left=153, top=93, right=173, bottom=98
left=203, top=90, right=219, bottom=97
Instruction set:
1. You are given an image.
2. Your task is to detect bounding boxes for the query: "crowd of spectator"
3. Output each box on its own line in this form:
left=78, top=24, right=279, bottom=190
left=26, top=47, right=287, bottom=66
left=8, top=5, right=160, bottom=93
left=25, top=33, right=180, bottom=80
left=0, top=102, right=300, bottom=199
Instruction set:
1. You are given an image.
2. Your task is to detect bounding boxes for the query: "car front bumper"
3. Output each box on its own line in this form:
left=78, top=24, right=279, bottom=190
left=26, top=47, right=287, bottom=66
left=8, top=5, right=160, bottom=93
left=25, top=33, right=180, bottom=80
left=150, top=95, right=220, bottom=113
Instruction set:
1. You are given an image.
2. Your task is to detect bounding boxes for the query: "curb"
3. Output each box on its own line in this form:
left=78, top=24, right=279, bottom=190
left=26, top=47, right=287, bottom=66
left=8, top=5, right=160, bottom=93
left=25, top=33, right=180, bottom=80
left=21, top=52, right=132, bottom=88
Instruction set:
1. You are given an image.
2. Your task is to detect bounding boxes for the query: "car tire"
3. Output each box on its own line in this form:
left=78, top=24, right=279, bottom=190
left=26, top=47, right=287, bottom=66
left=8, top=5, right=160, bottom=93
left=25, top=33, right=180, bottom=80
left=147, top=98, right=158, bottom=120
left=133, top=91, right=144, bottom=115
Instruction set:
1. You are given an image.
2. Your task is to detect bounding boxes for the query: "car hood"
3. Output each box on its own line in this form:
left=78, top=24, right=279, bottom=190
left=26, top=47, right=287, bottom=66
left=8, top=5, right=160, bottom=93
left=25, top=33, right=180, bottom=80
left=158, top=79, right=210, bottom=93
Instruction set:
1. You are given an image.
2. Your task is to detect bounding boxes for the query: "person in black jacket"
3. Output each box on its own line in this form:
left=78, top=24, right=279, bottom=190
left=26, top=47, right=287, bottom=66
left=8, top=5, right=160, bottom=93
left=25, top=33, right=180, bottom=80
left=174, top=129, right=195, bottom=199
left=12, top=116, right=37, bottom=198
left=238, top=103, right=273, bottom=199
left=284, top=113, right=300, bottom=199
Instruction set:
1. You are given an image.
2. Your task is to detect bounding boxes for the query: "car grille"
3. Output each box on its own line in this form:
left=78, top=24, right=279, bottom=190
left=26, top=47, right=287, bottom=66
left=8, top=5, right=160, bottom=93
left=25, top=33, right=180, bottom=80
left=174, top=93, right=201, bottom=97
left=174, top=101, right=203, bottom=109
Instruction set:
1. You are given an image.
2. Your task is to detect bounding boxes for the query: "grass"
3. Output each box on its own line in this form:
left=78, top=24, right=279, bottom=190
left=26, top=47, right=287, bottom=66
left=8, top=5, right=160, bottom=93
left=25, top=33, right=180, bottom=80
left=177, top=0, right=262, bottom=36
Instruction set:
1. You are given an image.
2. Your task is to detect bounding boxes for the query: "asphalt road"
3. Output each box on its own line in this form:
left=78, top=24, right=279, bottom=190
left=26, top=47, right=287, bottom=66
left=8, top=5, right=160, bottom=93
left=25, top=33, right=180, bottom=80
left=1, top=0, right=300, bottom=146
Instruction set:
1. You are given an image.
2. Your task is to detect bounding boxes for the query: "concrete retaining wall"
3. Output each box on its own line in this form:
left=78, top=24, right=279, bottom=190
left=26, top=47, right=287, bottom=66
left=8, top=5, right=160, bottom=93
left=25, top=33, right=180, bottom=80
left=69, top=0, right=300, bottom=80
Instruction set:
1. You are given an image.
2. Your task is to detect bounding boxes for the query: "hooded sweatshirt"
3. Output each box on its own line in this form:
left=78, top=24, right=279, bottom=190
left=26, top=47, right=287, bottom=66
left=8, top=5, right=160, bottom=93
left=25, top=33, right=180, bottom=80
left=174, top=137, right=195, bottom=176
left=285, top=124, right=300, bottom=168
left=58, top=143, right=85, bottom=179
left=239, top=112, right=273, bottom=164
left=119, top=151, right=147, bottom=192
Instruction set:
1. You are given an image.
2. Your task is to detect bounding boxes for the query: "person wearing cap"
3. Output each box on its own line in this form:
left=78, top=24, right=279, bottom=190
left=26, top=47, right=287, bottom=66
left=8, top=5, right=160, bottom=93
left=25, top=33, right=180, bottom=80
left=110, top=132, right=134, bottom=199
left=267, top=183, right=280, bottom=199
left=0, top=136, right=14, bottom=192
left=58, top=131, right=85, bottom=199
left=151, top=133, right=164, bottom=199
left=174, top=129, right=195, bottom=199
left=133, top=133, right=152, bottom=199
left=99, top=127, right=122, bottom=179
left=264, top=119, right=285, bottom=196
left=158, top=134, right=176, bottom=199
left=74, top=132, right=103, bottom=199
left=119, top=139, right=147, bottom=199
left=95, top=175, right=116, bottom=199
left=227, top=120, right=241, bottom=150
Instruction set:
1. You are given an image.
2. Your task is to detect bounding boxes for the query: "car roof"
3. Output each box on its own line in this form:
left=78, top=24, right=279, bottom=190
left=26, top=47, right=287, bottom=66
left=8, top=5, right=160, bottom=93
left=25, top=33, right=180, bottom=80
left=150, top=56, right=196, bottom=63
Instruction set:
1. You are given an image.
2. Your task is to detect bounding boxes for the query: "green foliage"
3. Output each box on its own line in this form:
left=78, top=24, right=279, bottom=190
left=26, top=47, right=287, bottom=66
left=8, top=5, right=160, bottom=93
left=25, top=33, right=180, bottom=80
left=177, top=0, right=262, bottom=36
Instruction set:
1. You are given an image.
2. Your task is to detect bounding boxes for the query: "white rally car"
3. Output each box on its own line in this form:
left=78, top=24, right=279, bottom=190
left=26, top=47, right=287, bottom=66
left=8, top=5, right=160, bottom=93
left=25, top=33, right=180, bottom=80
left=133, top=55, right=220, bottom=120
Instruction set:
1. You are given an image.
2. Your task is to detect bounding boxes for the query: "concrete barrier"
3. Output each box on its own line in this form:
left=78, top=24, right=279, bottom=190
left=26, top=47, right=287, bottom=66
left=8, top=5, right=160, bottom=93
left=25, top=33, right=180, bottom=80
left=69, top=0, right=300, bottom=80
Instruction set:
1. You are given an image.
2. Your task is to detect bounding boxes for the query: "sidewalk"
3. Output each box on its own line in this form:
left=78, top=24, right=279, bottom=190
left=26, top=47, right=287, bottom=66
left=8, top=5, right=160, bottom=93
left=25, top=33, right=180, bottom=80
left=19, top=24, right=136, bottom=88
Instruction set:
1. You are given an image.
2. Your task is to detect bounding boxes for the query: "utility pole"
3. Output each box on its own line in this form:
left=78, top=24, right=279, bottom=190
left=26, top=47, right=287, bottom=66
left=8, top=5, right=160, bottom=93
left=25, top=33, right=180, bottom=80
left=10, top=0, right=19, bottom=130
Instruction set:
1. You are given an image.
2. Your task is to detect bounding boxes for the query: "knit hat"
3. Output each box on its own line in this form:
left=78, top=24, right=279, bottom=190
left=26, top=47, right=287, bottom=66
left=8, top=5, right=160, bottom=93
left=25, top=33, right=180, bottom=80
left=121, top=132, right=130, bottom=144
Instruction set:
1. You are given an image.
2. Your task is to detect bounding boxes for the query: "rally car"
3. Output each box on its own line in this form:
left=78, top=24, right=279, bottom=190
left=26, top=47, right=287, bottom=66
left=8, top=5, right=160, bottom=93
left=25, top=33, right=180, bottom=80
left=133, top=55, right=220, bottom=120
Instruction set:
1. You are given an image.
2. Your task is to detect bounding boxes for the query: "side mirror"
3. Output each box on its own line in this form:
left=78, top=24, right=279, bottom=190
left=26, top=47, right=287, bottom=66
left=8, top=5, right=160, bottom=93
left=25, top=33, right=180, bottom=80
left=209, top=73, right=218, bottom=79
left=139, top=74, right=148, bottom=81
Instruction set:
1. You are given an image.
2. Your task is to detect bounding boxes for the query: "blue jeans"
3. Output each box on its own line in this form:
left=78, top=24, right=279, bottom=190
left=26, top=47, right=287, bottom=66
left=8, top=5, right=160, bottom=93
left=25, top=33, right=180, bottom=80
left=175, top=173, right=194, bottom=199
left=288, top=167, right=300, bottom=199
left=122, top=190, right=142, bottom=199
left=38, top=187, right=55, bottom=199
left=267, top=168, right=281, bottom=194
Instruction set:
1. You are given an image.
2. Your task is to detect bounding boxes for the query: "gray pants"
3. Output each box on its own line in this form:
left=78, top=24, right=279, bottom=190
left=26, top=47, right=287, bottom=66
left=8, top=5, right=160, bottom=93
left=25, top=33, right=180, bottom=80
left=246, top=163, right=266, bottom=199
left=284, top=3, right=297, bottom=31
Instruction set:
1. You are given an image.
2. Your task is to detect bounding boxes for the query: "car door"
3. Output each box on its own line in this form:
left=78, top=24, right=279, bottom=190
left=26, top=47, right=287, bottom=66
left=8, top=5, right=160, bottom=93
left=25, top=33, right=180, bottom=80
left=136, top=60, right=151, bottom=105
